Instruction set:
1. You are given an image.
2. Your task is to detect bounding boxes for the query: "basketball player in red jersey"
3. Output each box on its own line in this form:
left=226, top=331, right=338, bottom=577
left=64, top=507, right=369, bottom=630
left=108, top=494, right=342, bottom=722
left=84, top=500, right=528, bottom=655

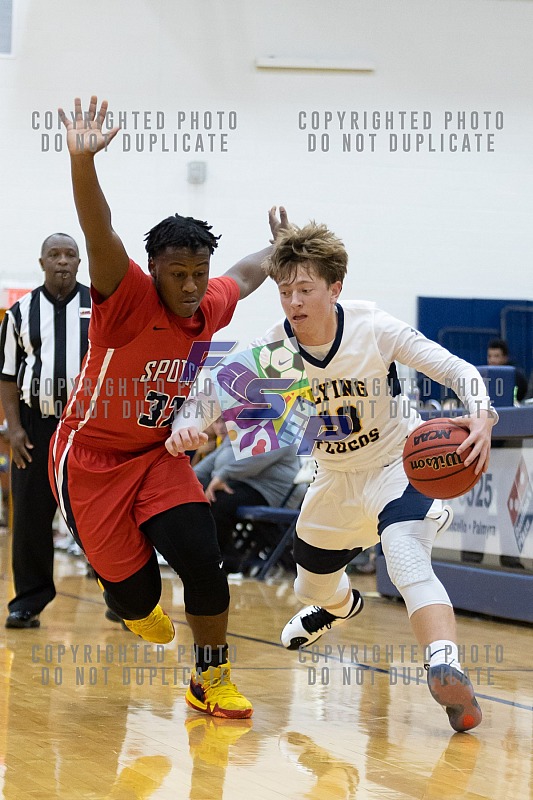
left=50, top=96, right=287, bottom=719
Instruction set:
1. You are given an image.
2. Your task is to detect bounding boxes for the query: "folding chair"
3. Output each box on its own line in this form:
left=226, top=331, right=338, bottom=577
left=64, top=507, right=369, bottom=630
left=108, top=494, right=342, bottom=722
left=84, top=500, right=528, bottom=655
left=235, top=459, right=315, bottom=580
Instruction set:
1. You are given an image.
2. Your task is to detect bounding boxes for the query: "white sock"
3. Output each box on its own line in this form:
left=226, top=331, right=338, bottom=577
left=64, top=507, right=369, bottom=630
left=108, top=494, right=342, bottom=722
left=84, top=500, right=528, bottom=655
left=427, top=640, right=462, bottom=672
left=325, top=590, right=355, bottom=618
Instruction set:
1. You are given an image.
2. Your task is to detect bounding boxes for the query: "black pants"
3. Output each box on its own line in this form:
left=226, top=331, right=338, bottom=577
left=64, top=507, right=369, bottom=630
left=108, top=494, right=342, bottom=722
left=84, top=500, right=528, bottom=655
left=96, top=503, right=230, bottom=620
left=8, top=405, right=59, bottom=615
left=209, top=481, right=267, bottom=554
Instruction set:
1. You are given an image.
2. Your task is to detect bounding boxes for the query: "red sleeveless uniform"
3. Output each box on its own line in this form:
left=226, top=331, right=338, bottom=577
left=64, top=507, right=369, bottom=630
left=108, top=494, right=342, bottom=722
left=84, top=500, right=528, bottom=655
left=50, top=260, right=239, bottom=581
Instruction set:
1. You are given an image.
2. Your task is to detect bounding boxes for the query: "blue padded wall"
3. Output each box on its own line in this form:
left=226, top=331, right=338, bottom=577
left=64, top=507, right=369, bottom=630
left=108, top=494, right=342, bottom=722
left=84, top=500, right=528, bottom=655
left=416, top=297, right=533, bottom=403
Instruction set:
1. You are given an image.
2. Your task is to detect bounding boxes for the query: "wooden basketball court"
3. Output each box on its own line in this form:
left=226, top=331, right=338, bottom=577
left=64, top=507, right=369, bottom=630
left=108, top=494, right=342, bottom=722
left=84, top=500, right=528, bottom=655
left=0, top=537, right=531, bottom=800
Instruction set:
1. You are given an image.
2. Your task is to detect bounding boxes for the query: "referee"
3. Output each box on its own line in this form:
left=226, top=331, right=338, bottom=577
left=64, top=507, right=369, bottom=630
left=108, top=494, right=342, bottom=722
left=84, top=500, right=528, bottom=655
left=0, top=233, right=90, bottom=628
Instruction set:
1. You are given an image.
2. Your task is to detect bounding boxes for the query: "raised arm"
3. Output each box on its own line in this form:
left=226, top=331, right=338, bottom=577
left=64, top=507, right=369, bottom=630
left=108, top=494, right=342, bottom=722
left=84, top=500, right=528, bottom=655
left=59, top=96, right=126, bottom=299
left=223, top=206, right=289, bottom=299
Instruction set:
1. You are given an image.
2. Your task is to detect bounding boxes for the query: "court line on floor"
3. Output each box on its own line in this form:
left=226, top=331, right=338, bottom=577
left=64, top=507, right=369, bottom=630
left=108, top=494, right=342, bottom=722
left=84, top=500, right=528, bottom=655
left=43, top=587, right=533, bottom=714
left=2, top=575, right=530, bottom=713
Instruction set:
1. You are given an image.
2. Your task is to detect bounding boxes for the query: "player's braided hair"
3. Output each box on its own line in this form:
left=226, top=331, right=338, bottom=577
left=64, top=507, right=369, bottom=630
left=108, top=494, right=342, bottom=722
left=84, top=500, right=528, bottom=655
left=144, top=214, right=220, bottom=259
left=264, top=221, right=347, bottom=285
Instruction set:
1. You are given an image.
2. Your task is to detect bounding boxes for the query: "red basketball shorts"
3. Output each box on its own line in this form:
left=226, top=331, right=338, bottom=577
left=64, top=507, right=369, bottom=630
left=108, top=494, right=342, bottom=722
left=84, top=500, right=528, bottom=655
left=49, top=428, right=207, bottom=582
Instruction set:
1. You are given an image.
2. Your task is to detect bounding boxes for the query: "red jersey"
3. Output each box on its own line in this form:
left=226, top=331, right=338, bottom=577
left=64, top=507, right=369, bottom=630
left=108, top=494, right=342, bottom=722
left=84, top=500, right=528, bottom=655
left=58, top=259, right=239, bottom=452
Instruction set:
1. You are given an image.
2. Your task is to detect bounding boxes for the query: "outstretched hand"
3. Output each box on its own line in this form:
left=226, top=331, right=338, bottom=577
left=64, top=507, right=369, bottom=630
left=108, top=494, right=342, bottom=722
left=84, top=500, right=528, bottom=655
left=58, top=96, right=121, bottom=157
left=268, top=206, right=290, bottom=243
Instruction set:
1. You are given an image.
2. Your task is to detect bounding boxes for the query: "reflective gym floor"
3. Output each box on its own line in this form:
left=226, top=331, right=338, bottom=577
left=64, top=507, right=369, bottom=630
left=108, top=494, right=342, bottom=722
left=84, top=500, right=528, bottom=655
left=0, top=536, right=531, bottom=800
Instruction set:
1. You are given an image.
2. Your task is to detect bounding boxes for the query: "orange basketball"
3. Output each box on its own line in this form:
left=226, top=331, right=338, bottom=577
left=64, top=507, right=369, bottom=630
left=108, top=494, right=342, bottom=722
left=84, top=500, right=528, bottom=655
left=402, top=418, right=481, bottom=499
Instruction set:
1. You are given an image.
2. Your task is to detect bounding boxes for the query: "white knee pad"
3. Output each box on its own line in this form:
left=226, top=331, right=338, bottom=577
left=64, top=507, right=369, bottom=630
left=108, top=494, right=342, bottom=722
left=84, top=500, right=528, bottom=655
left=381, top=519, right=452, bottom=617
left=294, top=567, right=350, bottom=607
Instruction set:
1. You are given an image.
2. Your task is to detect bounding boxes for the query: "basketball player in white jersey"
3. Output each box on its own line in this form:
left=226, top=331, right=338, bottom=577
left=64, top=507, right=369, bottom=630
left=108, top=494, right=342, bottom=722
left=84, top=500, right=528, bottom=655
left=166, top=221, right=496, bottom=733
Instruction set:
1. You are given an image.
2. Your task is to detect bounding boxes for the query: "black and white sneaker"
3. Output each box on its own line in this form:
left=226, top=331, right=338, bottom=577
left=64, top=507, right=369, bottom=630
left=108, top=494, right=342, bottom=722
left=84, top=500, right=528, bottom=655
left=436, top=505, right=453, bottom=535
left=281, top=589, right=364, bottom=650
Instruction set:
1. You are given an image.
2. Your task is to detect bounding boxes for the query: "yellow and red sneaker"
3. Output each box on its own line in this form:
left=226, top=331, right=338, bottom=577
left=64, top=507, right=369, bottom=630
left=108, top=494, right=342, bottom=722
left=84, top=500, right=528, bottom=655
left=186, top=662, right=253, bottom=719
left=123, top=605, right=175, bottom=644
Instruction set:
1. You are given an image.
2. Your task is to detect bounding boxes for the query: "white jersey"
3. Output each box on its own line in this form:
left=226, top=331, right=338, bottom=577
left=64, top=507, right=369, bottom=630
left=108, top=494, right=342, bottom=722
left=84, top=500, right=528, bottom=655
left=253, top=301, right=494, bottom=472
left=173, top=300, right=494, bottom=470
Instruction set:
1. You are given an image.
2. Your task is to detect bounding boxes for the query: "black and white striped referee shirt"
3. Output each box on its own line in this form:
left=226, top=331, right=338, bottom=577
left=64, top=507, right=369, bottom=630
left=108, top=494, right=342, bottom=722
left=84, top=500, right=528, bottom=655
left=0, top=283, right=91, bottom=417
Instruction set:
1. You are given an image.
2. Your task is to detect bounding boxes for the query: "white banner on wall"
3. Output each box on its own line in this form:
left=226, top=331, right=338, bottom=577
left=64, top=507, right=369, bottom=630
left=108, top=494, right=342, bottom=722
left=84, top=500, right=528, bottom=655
left=437, top=448, right=533, bottom=559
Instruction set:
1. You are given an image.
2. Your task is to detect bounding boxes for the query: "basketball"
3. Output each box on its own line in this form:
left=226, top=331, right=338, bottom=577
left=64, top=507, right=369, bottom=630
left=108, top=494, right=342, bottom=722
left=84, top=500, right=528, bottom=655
left=402, top=418, right=481, bottom=499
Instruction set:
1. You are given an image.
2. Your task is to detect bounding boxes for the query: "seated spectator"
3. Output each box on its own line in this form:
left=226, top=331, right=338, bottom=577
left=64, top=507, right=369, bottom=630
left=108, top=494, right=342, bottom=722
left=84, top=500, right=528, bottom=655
left=462, top=336, right=526, bottom=569
left=193, top=428, right=300, bottom=571
left=486, top=338, right=528, bottom=403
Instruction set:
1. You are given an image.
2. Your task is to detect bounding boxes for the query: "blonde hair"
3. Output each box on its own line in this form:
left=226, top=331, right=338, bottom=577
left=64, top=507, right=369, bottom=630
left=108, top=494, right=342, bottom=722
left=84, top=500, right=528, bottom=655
left=264, top=221, right=348, bottom=285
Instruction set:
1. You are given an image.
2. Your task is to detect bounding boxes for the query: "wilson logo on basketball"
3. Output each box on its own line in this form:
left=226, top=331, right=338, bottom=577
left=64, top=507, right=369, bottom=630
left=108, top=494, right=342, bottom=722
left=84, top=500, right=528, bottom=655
left=403, top=418, right=480, bottom=499
left=409, top=452, right=463, bottom=471
left=413, top=429, right=452, bottom=446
